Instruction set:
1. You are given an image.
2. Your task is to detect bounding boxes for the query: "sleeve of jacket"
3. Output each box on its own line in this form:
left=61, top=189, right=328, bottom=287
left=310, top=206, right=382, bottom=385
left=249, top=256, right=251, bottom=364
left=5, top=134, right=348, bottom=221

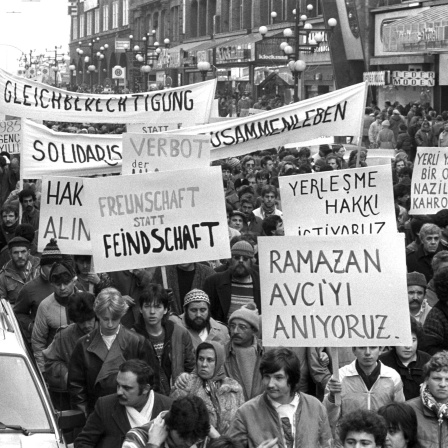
left=74, top=398, right=106, bottom=448
left=226, top=408, right=249, bottom=447
left=318, top=403, right=333, bottom=448
left=423, top=308, right=447, bottom=355
left=392, top=374, right=405, bottom=403
left=43, top=329, right=69, bottom=390
left=368, top=123, right=375, bottom=143
left=203, top=275, right=225, bottom=323
left=415, top=131, right=423, bottom=146
left=182, top=330, right=196, bottom=374
left=14, top=286, right=34, bottom=339
left=68, top=341, right=88, bottom=415
left=307, top=348, right=331, bottom=390
left=0, top=272, right=7, bottom=300
left=31, top=303, right=49, bottom=372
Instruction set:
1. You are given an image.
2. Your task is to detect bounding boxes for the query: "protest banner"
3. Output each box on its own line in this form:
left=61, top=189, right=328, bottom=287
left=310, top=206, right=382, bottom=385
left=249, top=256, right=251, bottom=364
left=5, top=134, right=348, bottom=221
left=38, top=176, right=91, bottom=255
left=258, top=234, right=411, bottom=347
left=84, top=166, right=230, bottom=272
left=0, top=68, right=216, bottom=125
left=279, top=165, right=397, bottom=236
left=122, top=133, right=211, bottom=174
left=127, top=122, right=184, bottom=133
left=167, top=82, right=367, bottom=160
left=410, top=147, right=448, bottom=214
left=0, top=119, right=21, bottom=154
left=21, top=119, right=122, bottom=178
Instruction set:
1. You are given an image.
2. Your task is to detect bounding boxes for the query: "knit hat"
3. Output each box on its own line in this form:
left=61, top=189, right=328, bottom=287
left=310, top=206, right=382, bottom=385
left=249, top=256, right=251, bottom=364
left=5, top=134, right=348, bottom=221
left=393, top=109, right=400, bottom=114
left=227, top=158, right=240, bottom=168
left=8, top=236, right=30, bottom=250
left=231, top=240, right=254, bottom=258
left=49, top=260, right=76, bottom=282
left=382, top=120, right=390, bottom=126
left=407, top=272, right=427, bottom=288
left=183, top=289, right=210, bottom=308
left=229, top=302, right=260, bottom=332
left=41, top=238, right=63, bottom=266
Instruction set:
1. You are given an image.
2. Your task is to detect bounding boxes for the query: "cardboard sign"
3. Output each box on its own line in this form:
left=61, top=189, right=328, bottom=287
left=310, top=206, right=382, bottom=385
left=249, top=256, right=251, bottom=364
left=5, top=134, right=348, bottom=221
left=122, top=133, right=211, bottom=174
left=38, top=177, right=91, bottom=255
left=21, top=119, right=122, bottom=178
left=167, top=82, right=367, bottom=160
left=0, top=67, right=216, bottom=125
left=0, top=119, right=21, bottom=154
left=279, top=165, right=397, bottom=237
left=410, top=147, right=448, bottom=214
left=258, top=234, right=411, bottom=347
left=84, top=166, right=230, bottom=272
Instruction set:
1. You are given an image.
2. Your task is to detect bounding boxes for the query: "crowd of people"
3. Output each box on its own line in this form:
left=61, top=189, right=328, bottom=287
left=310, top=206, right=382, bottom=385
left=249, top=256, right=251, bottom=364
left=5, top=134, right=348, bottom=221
left=2, top=97, right=448, bottom=448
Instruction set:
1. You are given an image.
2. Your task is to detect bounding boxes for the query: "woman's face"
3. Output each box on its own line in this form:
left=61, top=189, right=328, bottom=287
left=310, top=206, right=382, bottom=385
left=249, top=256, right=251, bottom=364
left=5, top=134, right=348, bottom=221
left=98, top=309, right=121, bottom=336
left=396, top=161, right=405, bottom=171
left=384, top=425, right=407, bottom=448
left=197, top=348, right=216, bottom=380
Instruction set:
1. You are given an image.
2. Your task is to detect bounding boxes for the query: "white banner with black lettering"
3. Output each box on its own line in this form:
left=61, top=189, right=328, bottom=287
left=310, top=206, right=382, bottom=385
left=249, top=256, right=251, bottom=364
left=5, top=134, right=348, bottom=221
left=0, top=68, right=216, bottom=125
left=83, top=166, right=230, bottom=272
left=21, top=119, right=122, bottom=178
left=259, top=234, right=411, bottom=347
left=0, top=119, right=21, bottom=154
left=279, top=165, right=397, bottom=236
left=122, top=133, right=211, bottom=174
left=167, top=82, right=367, bottom=160
left=38, top=176, right=91, bottom=255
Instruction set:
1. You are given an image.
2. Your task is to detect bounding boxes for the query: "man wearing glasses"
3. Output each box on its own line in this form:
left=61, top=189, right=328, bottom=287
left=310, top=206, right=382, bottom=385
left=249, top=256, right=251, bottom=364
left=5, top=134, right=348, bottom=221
left=204, top=240, right=261, bottom=324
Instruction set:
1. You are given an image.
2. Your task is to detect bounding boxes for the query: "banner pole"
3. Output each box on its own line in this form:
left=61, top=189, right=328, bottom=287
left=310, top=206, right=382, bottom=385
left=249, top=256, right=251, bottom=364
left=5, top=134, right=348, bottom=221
left=161, top=266, right=168, bottom=290
left=355, top=82, right=369, bottom=168
left=330, top=347, right=341, bottom=406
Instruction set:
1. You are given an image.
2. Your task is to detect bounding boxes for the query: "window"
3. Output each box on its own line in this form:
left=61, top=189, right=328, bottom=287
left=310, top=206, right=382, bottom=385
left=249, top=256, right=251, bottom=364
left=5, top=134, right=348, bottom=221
left=305, top=0, right=323, bottom=18
left=94, top=8, right=100, bottom=33
left=72, top=16, right=78, bottom=40
left=79, top=14, right=85, bottom=38
left=102, top=5, right=109, bottom=31
left=112, top=1, right=119, bottom=28
left=122, top=0, right=129, bottom=26
left=86, top=11, right=92, bottom=36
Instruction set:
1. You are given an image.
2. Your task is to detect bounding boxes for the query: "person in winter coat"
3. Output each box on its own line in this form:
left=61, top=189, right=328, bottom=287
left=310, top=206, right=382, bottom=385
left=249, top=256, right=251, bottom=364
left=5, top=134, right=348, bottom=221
left=415, top=120, right=434, bottom=147
left=68, top=287, right=160, bottom=416
left=396, top=124, right=413, bottom=157
left=43, top=292, right=96, bottom=410
left=368, top=115, right=382, bottom=148
left=324, top=346, right=405, bottom=433
left=377, top=120, right=396, bottom=149
left=389, top=109, right=406, bottom=141
left=133, top=283, right=195, bottom=396
left=171, top=340, right=245, bottom=435
left=406, top=351, right=448, bottom=448
left=380, top=317, right=431, bottom=400
left=227, top=347, right=332, bottom=448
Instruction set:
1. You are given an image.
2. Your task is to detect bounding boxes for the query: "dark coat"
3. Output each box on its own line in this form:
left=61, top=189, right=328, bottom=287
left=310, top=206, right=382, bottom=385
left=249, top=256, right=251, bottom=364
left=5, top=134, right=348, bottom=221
left=133, top=318, right=195, bottom=395
left=379, top=349, right=431, bottom=400
left=406, top=243, right=442, bottom=283
left=422, top=301, right=448, bottom=355
left=74, top=392, right=173, bottom=448
left=203, top=268, right=261, bottom=323
left=68, top=326, right=160, bottom=415
left=396, top=131, right=413, bottom=153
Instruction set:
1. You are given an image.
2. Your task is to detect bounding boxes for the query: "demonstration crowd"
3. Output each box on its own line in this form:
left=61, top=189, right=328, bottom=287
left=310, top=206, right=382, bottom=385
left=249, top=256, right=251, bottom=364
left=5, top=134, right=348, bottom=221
left=2, top=98, right=448, bottom=448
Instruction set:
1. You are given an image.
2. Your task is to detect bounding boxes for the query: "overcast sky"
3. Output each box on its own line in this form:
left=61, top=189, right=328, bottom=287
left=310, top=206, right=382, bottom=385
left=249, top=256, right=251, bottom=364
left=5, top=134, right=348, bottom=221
left=0, top=0, right=70, bottom=72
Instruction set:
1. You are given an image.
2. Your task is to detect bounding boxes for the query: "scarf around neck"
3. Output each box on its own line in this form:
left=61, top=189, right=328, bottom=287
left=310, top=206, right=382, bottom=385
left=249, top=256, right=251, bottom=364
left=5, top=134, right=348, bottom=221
left=421, top=382, right=448, bottom=424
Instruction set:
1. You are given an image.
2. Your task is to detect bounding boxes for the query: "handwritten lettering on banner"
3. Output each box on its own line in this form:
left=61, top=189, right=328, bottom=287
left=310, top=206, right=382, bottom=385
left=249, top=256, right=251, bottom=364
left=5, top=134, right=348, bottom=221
left=259, top=234, right=411, bottom=347
left=0, top=68, right=216, bottom=125
left=21, top=119, right=122, bottom=178
left=279, top=165, right=397, bottom=237
left=127, top=122, right=184, bottom=134
left=84, top=166, right=230, bottom=273
left=0, top=119, right=21, bottom=154
left=122, top=133, right=211, bottom=174
left=167, top=82, right=367, bottom=160
left=410, top=147, right=448, bottom=214
left=38, top=177, right=91, bottom=255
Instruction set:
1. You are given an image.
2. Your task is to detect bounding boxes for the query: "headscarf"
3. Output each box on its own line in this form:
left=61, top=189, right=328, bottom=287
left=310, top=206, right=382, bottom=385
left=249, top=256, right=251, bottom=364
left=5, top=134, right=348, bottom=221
left=196, top=340, right=226, bottom=383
